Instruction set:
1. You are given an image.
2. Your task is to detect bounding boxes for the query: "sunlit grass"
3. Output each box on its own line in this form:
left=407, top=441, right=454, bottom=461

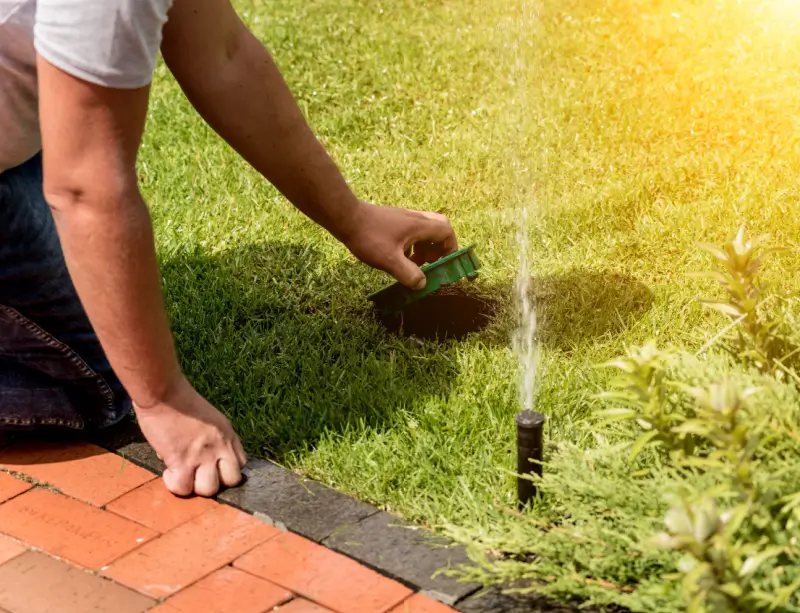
left=139, top=0, right=800, bottom=607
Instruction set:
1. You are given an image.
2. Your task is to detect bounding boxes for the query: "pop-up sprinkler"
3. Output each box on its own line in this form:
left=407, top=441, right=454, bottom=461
left=516, top=410, right=544, bottom=507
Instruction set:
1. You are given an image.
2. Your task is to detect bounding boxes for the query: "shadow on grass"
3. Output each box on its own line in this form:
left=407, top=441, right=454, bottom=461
left=157, top=241, right=476, bottom=461
left=529, top=269, right=654, bottom=352
left=436, top=268, right=653, bottom=353
left=458, top=586, right=629, bottom=613
left=10, top=260, right=650, bottom=474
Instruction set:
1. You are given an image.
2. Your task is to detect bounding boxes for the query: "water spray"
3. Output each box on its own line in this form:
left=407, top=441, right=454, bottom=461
left=513, top=206, right=543, bottom=507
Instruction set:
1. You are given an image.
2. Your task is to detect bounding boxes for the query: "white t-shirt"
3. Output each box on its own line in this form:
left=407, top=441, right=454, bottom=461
left=0, top=0, right=173, bottom=174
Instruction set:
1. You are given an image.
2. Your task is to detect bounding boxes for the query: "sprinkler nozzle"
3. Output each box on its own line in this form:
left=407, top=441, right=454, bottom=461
left=515, top=409, right=545, bottom=507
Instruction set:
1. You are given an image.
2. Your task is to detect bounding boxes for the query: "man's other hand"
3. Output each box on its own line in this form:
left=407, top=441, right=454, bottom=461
left=135, top=376, right=247, bottom=497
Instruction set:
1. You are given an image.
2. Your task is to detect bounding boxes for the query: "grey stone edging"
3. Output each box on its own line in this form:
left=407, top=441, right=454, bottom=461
left=322, top=511, right=479, bottom=605
left=218, top=459, right=377, bottom=541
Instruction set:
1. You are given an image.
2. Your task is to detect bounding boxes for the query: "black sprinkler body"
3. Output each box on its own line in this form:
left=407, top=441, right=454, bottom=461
left=515, top=410, right=544, bottom=507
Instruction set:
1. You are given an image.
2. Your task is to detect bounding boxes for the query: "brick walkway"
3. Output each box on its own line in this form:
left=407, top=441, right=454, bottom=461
left=0, top=440, right=454, bottom=613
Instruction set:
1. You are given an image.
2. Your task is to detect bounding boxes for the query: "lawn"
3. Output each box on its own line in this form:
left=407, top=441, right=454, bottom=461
left=140, top=0, right=800, bottom=610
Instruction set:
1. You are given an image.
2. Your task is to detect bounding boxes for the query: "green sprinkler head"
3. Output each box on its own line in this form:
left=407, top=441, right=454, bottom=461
left=368, top=243, right=481, bottom=313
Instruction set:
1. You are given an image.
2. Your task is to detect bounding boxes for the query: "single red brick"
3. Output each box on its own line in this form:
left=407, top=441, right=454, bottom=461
left=235, top=532, right=412, bottom=613
left=0, top=441, right=154, bottom=506
left=389, top=594, right=457, bottom=613
left=0, top=488, right=156, bottom=569
left=0, top=550, right=153, bottom=613
left=104, top=504, right=278, bottom=598
left=0, top=471, right=31, bottom=503
left=275, top=599, right=335, bottom=612
left=0, top=534, right=26, bottom=565
left=106, top=478, right=216, bottom=533
left=149, top=566, right=292, bottom=613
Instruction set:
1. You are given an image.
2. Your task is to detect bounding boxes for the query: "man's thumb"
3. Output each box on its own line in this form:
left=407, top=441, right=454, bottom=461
left=390, top=257, right=427, bottom=290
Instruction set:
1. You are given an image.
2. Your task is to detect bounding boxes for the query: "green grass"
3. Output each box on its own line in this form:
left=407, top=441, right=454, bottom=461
left=140, top=0, right=800, bottom=608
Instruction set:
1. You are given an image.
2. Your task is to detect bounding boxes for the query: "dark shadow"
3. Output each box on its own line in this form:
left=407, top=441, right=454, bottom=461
left=147, top=242, right=498, bottom=461
left=376, top=285, right=498, bottom=342
left=1, top=242, right=505, bottom=468
left=396, top=269, right=653, bottom=353
left=457, top=585, right=629, bottom=613
left=0, top=437, right=109, bottom=465
left=527, top=270, right=654, bottom=353
left=3, top=263, right=650, bottom=468
left=0, top=414, right=164, bottom=476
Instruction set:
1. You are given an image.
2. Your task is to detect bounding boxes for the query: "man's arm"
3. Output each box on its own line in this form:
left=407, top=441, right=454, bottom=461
left=37, top=60, right=176, bottom=408
left=162, top=0, right=457, bottom=289
left=37, top=56, right=246, bottom=497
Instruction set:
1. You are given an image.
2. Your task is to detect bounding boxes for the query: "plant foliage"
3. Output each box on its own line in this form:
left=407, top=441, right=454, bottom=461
left=453, top=230, right=800, bottom=613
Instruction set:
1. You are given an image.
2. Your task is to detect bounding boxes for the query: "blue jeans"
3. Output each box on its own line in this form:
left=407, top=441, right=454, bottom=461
left=0, top=153, right=131, bottom=430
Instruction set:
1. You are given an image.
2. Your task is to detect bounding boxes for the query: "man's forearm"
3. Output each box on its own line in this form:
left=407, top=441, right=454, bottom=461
left=37, top=55, right=183, bottom=410
left=163, top=22, right=360, bottom=241
left=49, top=190, right=182, bottom=408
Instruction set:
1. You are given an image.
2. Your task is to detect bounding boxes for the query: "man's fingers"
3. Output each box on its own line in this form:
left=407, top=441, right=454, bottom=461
left=163, top=466, right=195, bottom=497
left=194, top=462, right=220, bottom=498
left=233, top=438, right=248, bottom=467
left=406, top=216, right=457, bottom=267
left=219, top=456, right=243, bottom=488
left=391, top=212, right=457, bottom=287
left=416, top=213, right=458, bottom=255
left=163, top=452, right=242, bottom=498
left=386, top=254, right=427, bottom=290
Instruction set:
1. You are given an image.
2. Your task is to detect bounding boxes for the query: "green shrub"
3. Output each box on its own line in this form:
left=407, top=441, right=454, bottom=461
left=692, top=225, right=790, bottom=372
left=451, top=230, right=800, bottom=613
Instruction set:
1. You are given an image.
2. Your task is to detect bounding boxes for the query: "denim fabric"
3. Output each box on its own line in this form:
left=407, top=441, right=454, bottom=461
left=0, top=153, right=131, bottom=430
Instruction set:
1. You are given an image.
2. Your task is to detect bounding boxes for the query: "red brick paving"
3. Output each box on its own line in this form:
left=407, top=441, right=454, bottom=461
left=106, top=477, right=216, bottom=533
left=0, top=488, right=157, bottom=569
left=276, top=600, right=336, bottom=612
left=104, top=503, right=278, bottom=598
left=0, top=551, right=153, bottom=613
left=0, top=441, right=155, bottom=507
left=148, top=566, right=291, bottom=613
left=0, top=535, right=26, bottom=566
left=235, top=531, right=413, bottom=613
left=0, top=472, right=31, bottom=504
left=0, top=441, right=457, bottom=613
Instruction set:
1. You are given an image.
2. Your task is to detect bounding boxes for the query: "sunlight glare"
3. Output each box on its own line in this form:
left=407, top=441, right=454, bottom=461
left=768, top=0, right=800, bottom=22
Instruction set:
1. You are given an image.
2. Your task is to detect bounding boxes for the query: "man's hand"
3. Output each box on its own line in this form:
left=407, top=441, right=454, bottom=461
left=343, top=203, right=459, bottom=289
left=136, top=376, right=247, bottom=497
